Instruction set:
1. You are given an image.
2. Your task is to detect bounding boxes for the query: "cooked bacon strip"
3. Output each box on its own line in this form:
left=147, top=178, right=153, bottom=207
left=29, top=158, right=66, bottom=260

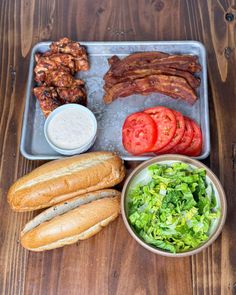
left=105, top=53, right=200, bottom=78
left=109, top=52, right=169, bottom=69
left=108, top=55, right=121, bottom=66
left=110, top=56, right=201, bottom=76
left=103, top=75, right=197, bottom=105
left=105, top=52, right=170, bottom=79
left=104, top=67, right=200, bottom=89
left=103, top=52, right=201, bottom=105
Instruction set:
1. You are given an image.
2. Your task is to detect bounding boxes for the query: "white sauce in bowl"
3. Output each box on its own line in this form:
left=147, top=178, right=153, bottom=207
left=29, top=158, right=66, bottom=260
left=47, top=108, right=96, bottom=150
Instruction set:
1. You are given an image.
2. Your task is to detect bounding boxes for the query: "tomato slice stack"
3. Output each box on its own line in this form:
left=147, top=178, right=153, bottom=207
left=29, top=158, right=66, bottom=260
left=122, top=112, right=157, bottom=155
left=122, top=106, right=202, bottom=156
left=144, top=107, right=177, bottom=152
left=170, top=117, right=194, bottom=153
left=156, top=110, right=185, bottom=154
left=182, top=119, right=202, bottom=156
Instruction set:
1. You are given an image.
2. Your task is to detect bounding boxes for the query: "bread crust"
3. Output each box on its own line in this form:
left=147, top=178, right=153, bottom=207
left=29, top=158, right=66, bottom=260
left=8, top=151, right=125, bottom=211
left=20, top=189, right=120, bottom=251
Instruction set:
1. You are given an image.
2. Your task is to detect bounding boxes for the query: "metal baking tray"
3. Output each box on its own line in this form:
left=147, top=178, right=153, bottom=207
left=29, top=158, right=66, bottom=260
left=20, top=41, right=210, bottom=161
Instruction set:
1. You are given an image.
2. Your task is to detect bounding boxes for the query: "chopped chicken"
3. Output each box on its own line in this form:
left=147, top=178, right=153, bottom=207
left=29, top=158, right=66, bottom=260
left=48, top=37, right=89, bottom=71
left=43, top=69, right=84, bottom=88
left=33, top=87, right=62, bottom=117
left=33, top=38, right=89, bottom=116
left=57, top=86, right=87, bottom=105
left=34, top=53, right=75, bottom=83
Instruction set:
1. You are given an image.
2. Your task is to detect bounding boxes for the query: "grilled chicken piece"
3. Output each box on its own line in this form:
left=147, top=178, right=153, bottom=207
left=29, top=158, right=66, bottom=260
left=33, top=87, right=62, bottom=117
left=42, top=53, right=76, bottom=72
left=34, top=56, right=71, bottom=84
left=35, top=53, right=76, bottom=76
left=48, top=37, right=89, bottom=71
left=57, top=86, right=87, bottom=105
left=33, top=38, right=89, bottom=116
left=33, top=85, right=87, bottom=117
left=43, top=69, right=84, bottom=88
left=103, top=74, right=197, bottom=105
left=34, top=53, right=85, bottom=84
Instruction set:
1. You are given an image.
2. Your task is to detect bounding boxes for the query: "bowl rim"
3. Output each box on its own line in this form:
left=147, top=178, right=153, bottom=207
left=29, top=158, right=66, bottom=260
left=44, top=104, right=97, bottom=155
left=121, top=154, right=227, bottom=257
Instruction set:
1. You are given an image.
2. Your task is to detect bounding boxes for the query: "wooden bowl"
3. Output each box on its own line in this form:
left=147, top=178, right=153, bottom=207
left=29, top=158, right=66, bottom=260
left=121, top=154, right=227, bottom=257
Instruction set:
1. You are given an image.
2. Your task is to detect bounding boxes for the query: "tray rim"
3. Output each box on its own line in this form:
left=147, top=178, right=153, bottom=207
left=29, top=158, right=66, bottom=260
left=20, top=40, right=210, bottom=161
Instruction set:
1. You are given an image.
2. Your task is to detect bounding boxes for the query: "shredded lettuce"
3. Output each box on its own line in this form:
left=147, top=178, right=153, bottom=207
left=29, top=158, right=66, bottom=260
left=128, top=162, right=220, bottom=253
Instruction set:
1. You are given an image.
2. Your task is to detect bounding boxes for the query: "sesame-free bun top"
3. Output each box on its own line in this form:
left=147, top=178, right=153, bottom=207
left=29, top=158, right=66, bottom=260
left=8, top=151, right=125, bottom=212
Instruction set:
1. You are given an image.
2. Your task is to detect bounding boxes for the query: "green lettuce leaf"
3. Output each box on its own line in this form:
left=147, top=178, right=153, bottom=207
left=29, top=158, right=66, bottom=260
left=128, top=162, right=220, bottom=253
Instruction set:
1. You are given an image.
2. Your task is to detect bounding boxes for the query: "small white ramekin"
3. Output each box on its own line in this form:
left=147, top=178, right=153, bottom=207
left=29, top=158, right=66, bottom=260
left=44, top=104, right=97, bottom=156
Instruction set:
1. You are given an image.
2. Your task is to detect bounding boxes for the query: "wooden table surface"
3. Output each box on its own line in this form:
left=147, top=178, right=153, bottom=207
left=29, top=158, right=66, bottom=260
left=0, top=0, right=236, bottom=294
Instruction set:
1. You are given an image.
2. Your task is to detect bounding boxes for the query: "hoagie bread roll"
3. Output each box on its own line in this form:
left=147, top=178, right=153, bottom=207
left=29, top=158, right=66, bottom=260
left=8, top=151, right=125, bottom=212
left=21, top=189, right=120, bottom=251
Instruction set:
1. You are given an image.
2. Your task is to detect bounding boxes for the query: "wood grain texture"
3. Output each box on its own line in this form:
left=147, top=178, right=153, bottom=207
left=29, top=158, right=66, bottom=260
left=0, top=0, right=236, bottom=294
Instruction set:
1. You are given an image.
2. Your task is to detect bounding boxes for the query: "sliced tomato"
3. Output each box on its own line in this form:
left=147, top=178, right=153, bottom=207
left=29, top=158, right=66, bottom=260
left=122, top=112, right=157, bottom=155
left=156, top=110, right=185, bottom=154
left=144, top=106, right=176, bottom=152
left=170, top=116, right=194, bottom=153
left=182, top=119, right=202, bottom=156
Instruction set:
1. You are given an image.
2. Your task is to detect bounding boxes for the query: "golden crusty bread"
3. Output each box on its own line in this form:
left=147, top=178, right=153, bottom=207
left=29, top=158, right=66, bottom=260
left=8, top=151, right=125, bottom=212
left=20, top=189, right=120, bottom=251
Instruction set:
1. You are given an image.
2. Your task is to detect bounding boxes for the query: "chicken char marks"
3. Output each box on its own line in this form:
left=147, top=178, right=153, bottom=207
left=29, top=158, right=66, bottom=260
left=57, top=86, right=87, bottom=105
left=34, top=53, right=77, bottom=84
left=34, top=85, right=87, bottom=117
left=103, top=52, right=201, bottom=104
left=48, top=37, right=89, bottom=71
left=43, top=69, right=84, bottom=88
left=33, top=87, right=62, bottom=117
left=33, top=38, right=89, bottom=116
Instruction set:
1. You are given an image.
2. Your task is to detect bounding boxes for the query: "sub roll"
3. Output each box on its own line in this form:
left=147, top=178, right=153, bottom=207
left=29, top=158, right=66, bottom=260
left=21, top=189, right=120, bottom=251
left=8, top=151, right=125, bottom=212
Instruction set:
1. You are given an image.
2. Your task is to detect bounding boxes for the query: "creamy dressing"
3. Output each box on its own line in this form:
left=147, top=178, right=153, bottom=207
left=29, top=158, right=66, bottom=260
left=47, top=108, right=95, bottom=150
